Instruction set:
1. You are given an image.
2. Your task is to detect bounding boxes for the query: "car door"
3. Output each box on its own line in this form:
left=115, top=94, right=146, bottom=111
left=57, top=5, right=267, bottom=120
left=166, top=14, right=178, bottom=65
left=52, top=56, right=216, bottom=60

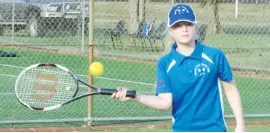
left=15, top=0, right=28, bottom=23
left=0, top=0, right=13, bottom=23
left=0, top=0, right=27, bottom=23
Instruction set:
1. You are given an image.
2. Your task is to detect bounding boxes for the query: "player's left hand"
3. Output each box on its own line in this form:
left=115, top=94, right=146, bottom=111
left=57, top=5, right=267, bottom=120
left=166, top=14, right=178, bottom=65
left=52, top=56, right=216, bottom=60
left=111, top=87, right=133, bottom=101
left=235, top=125, right=246, bottom=132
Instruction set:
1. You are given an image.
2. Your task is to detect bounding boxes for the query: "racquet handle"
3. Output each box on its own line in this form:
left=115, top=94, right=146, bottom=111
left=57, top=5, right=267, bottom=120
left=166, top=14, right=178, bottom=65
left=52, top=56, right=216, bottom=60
left=99, top=88, right=136, bottom=98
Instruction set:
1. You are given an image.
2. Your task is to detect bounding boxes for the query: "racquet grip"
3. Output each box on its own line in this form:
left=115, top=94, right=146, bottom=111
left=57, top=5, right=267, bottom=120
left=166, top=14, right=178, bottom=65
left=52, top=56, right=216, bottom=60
left=99, top=88, right=136, bottom=98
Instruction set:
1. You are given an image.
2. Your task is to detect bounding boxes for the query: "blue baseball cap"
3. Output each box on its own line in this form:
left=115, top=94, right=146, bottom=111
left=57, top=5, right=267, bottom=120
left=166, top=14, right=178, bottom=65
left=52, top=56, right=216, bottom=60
left=168, top=4, right=197, bottom=27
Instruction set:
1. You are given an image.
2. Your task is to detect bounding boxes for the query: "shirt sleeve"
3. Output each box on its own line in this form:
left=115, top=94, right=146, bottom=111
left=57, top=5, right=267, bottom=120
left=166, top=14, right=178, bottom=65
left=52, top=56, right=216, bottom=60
left=155, top=60, right=171, bottom=95
left=218, top=50, right=233, bottom=82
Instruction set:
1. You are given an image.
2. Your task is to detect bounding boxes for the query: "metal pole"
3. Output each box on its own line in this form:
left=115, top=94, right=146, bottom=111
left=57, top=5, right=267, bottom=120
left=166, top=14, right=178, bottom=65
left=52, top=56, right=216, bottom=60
left=88, top=0, right=94, bottom=127
left=81, top=1, right=85, bottom=52
left=235, top=0, right=238, bottom=18
left=12, top=0, right=15, bottom=43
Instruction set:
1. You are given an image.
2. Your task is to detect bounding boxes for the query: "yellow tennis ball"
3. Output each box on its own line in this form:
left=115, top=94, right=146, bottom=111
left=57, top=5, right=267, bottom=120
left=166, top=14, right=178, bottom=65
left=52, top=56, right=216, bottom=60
left=89, top=62, right=103, bottom=76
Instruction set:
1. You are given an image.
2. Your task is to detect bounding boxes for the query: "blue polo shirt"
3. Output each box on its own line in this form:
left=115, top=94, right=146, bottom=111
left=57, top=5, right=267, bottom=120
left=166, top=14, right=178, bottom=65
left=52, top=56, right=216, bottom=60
left=155, top=41, right=233, bottom=132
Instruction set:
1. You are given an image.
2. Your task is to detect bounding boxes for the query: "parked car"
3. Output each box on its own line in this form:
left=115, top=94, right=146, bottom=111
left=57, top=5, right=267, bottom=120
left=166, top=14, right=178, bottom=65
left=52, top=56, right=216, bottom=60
left=0, top=0, right=89, bottom=37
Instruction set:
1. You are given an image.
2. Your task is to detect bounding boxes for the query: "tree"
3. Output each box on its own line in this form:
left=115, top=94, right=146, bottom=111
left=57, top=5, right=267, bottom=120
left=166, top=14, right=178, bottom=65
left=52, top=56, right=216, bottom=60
left=128, top=0, right=139, bottom=34
left=139, top=0, right=146, bottom=21
left=128, top=0, right=146, bottom=34
left=200, top=0, right=221, bottom=34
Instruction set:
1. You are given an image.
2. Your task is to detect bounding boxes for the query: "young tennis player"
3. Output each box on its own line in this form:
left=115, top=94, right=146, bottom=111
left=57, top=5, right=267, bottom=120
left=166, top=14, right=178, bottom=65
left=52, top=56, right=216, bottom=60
left=111, top=4, right=245, bottom=132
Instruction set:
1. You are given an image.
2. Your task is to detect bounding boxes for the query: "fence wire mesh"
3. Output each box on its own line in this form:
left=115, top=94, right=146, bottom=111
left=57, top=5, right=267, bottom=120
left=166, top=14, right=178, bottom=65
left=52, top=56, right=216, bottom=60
left=0, top=0, right=269, bottom=131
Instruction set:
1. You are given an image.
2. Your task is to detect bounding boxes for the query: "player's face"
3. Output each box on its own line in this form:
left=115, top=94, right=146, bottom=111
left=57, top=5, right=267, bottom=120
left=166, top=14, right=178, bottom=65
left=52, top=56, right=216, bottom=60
left=169, top=21, right=196, bottom=45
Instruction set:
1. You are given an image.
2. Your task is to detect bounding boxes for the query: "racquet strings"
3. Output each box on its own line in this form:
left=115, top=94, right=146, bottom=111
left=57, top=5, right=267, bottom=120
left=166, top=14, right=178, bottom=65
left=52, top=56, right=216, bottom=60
left=16, top=66, right=77, bottom=108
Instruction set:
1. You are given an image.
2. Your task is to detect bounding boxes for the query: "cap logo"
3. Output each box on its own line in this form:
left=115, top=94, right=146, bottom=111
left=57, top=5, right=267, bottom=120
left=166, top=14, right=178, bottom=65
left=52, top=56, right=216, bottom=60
left=174, top=6, right=189, bottom=15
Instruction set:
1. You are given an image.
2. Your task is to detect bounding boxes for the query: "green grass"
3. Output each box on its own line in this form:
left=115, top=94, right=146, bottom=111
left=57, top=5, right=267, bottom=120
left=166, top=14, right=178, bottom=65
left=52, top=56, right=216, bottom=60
left=3, top=27, right=270, bottom=70
left=0, top=48, right=270, bottom=128
left=0, top=2, right=269, bottom=70
left=0, top=47, right=162, bottom=122
left=0, top=1, right=270, bottom=130
left=2, top=32, right=270, bottom=69
left=93, top=2, right=270, bottom=27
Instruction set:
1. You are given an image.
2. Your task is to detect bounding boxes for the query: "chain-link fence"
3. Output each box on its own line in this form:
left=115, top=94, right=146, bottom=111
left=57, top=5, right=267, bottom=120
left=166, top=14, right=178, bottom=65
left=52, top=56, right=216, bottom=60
left=0, top=0, right=270, bottom=130
left=0, top=0, right=91, bottom=126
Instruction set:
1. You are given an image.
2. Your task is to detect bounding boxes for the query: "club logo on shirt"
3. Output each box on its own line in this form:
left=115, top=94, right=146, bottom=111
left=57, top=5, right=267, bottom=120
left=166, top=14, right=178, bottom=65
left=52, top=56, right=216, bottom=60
left=156, top=78, right=166, bottom=89
left=194, top=63, right=210, bottom=76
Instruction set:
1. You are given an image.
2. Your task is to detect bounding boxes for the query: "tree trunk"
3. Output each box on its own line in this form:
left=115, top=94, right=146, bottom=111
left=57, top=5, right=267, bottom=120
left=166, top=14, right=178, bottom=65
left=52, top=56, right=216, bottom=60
left=139, top=0, right=146, bottom=22
left=213, top=0, right=221, bottom=34
left=128, top=0, right=139, bottom=34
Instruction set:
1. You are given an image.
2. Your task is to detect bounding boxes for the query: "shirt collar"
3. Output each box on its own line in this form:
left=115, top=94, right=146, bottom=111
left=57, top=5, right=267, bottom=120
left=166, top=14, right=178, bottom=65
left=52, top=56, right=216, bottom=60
left=170, top=40, right=203, bottom=65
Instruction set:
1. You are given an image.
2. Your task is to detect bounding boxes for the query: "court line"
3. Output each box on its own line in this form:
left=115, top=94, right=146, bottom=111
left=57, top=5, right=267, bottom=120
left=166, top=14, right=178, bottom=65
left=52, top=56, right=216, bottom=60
left=0, top=64, right=155, bottom=87
left=0, top=73, right=155, bottom=86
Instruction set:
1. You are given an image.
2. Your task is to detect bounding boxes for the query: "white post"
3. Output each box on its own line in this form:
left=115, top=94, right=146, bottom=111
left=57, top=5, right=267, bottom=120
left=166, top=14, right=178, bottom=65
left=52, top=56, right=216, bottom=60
left=235, top=0, right=238, bottom=18
left=81, top=1, right=85, bottom=52
left=12, top=0, right=15, bottom=43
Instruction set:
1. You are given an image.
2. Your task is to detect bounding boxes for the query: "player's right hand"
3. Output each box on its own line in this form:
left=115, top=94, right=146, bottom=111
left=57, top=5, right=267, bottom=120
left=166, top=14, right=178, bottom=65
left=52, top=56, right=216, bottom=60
left=111, top=87, right=133, bottom=101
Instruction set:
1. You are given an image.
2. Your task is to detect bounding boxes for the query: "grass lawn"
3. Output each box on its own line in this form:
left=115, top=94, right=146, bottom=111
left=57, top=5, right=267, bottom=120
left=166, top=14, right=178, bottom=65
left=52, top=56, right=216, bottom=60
left=0, top=48, right=269, bottom=128
left=0, top=1, right=269, bottom=129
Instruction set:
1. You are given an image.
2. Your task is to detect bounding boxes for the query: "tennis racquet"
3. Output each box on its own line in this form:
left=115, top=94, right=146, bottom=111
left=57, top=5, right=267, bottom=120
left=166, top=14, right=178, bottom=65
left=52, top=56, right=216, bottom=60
left=15, top=63, right=136, bottom=111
